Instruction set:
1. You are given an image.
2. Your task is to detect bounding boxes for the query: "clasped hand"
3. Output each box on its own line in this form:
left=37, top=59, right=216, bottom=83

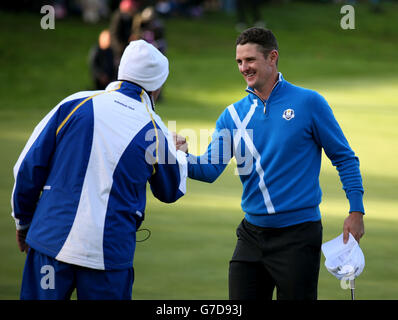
left=172, top=132, right=188, bottom=153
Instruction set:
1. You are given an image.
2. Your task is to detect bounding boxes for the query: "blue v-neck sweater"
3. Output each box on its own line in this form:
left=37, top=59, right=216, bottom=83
left=187, top=73, right=364, bottom=228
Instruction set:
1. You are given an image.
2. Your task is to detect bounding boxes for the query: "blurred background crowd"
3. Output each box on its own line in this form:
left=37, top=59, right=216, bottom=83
left=3, top=0, right=268, bottom=90
left=1, top=0, right=384, bottom=91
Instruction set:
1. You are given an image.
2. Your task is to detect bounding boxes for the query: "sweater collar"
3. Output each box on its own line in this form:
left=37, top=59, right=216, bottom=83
left=245, top=72, right=284, bottom=102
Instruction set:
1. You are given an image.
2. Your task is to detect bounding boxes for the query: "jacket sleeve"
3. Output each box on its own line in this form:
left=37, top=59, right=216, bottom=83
left=148, top=121, right=187, bottom=203
left=11, top=106, right=59, bottom=230
left=311, top=92, right=365, bottom=214
left=187, top=112, right=232, bottom=183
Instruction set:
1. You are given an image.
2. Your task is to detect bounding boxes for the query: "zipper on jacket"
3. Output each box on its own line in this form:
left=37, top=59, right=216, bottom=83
left=245, top=74, right=281, bottom=114
left=245, top=88, right=268, bottom=114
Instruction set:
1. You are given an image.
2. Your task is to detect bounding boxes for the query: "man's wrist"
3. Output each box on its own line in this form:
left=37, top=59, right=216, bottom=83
left=349, top=211, right=364, bottom=216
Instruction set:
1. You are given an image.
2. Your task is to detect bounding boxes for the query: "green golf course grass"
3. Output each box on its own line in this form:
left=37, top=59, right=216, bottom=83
left=0, top=2, right=397, bottom=299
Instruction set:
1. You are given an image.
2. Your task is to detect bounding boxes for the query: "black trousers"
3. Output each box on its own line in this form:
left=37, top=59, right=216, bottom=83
left=229, top=219, right=322, bottom=300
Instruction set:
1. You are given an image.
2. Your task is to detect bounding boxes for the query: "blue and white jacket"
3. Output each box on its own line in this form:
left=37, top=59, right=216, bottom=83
left=188, top=73, right=364, bottom=228
left=11, top=81, right=187, bottom=270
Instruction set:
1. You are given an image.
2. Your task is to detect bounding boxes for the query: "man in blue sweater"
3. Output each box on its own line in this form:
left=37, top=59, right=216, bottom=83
left=177, top=28, right=365, bottom=300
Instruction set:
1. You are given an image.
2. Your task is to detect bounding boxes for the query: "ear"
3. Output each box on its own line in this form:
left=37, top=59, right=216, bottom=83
left=268, top=50, right=279, bottom=65
left=151, top=87, right=162, bottom=102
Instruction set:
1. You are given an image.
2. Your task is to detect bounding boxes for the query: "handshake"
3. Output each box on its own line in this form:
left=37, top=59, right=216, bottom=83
left=172, top=132, right=188, bottom=153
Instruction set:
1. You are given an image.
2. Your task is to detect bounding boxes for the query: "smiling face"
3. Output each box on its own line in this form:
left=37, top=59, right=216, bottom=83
left=236, top=43, right=278, bottom=95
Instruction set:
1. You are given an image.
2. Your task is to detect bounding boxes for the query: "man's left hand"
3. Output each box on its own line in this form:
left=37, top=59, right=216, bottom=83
left=16, top=229, right=29, bottom=253
left=343, top=211, right=365, bottom=244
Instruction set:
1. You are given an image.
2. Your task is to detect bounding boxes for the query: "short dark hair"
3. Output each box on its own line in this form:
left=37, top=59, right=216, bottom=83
left=236, top=27, right=279, bottom=60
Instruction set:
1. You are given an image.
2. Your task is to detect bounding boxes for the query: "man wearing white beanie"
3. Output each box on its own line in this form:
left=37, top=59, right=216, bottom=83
left=118, top=39, right=169, bottom=93
left=12, top=40, right=187, bottom=300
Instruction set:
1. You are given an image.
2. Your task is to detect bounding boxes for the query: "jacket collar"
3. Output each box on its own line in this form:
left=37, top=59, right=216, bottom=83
left=106, top=80, right=154, bottom=110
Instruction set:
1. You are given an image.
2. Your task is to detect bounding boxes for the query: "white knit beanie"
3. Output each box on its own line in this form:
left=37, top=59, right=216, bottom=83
left=118, top=40, right=169, bottom=92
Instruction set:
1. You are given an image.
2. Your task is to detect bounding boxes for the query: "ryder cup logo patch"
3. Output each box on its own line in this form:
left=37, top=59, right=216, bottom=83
left=282, top=108, right=295, bottom=121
